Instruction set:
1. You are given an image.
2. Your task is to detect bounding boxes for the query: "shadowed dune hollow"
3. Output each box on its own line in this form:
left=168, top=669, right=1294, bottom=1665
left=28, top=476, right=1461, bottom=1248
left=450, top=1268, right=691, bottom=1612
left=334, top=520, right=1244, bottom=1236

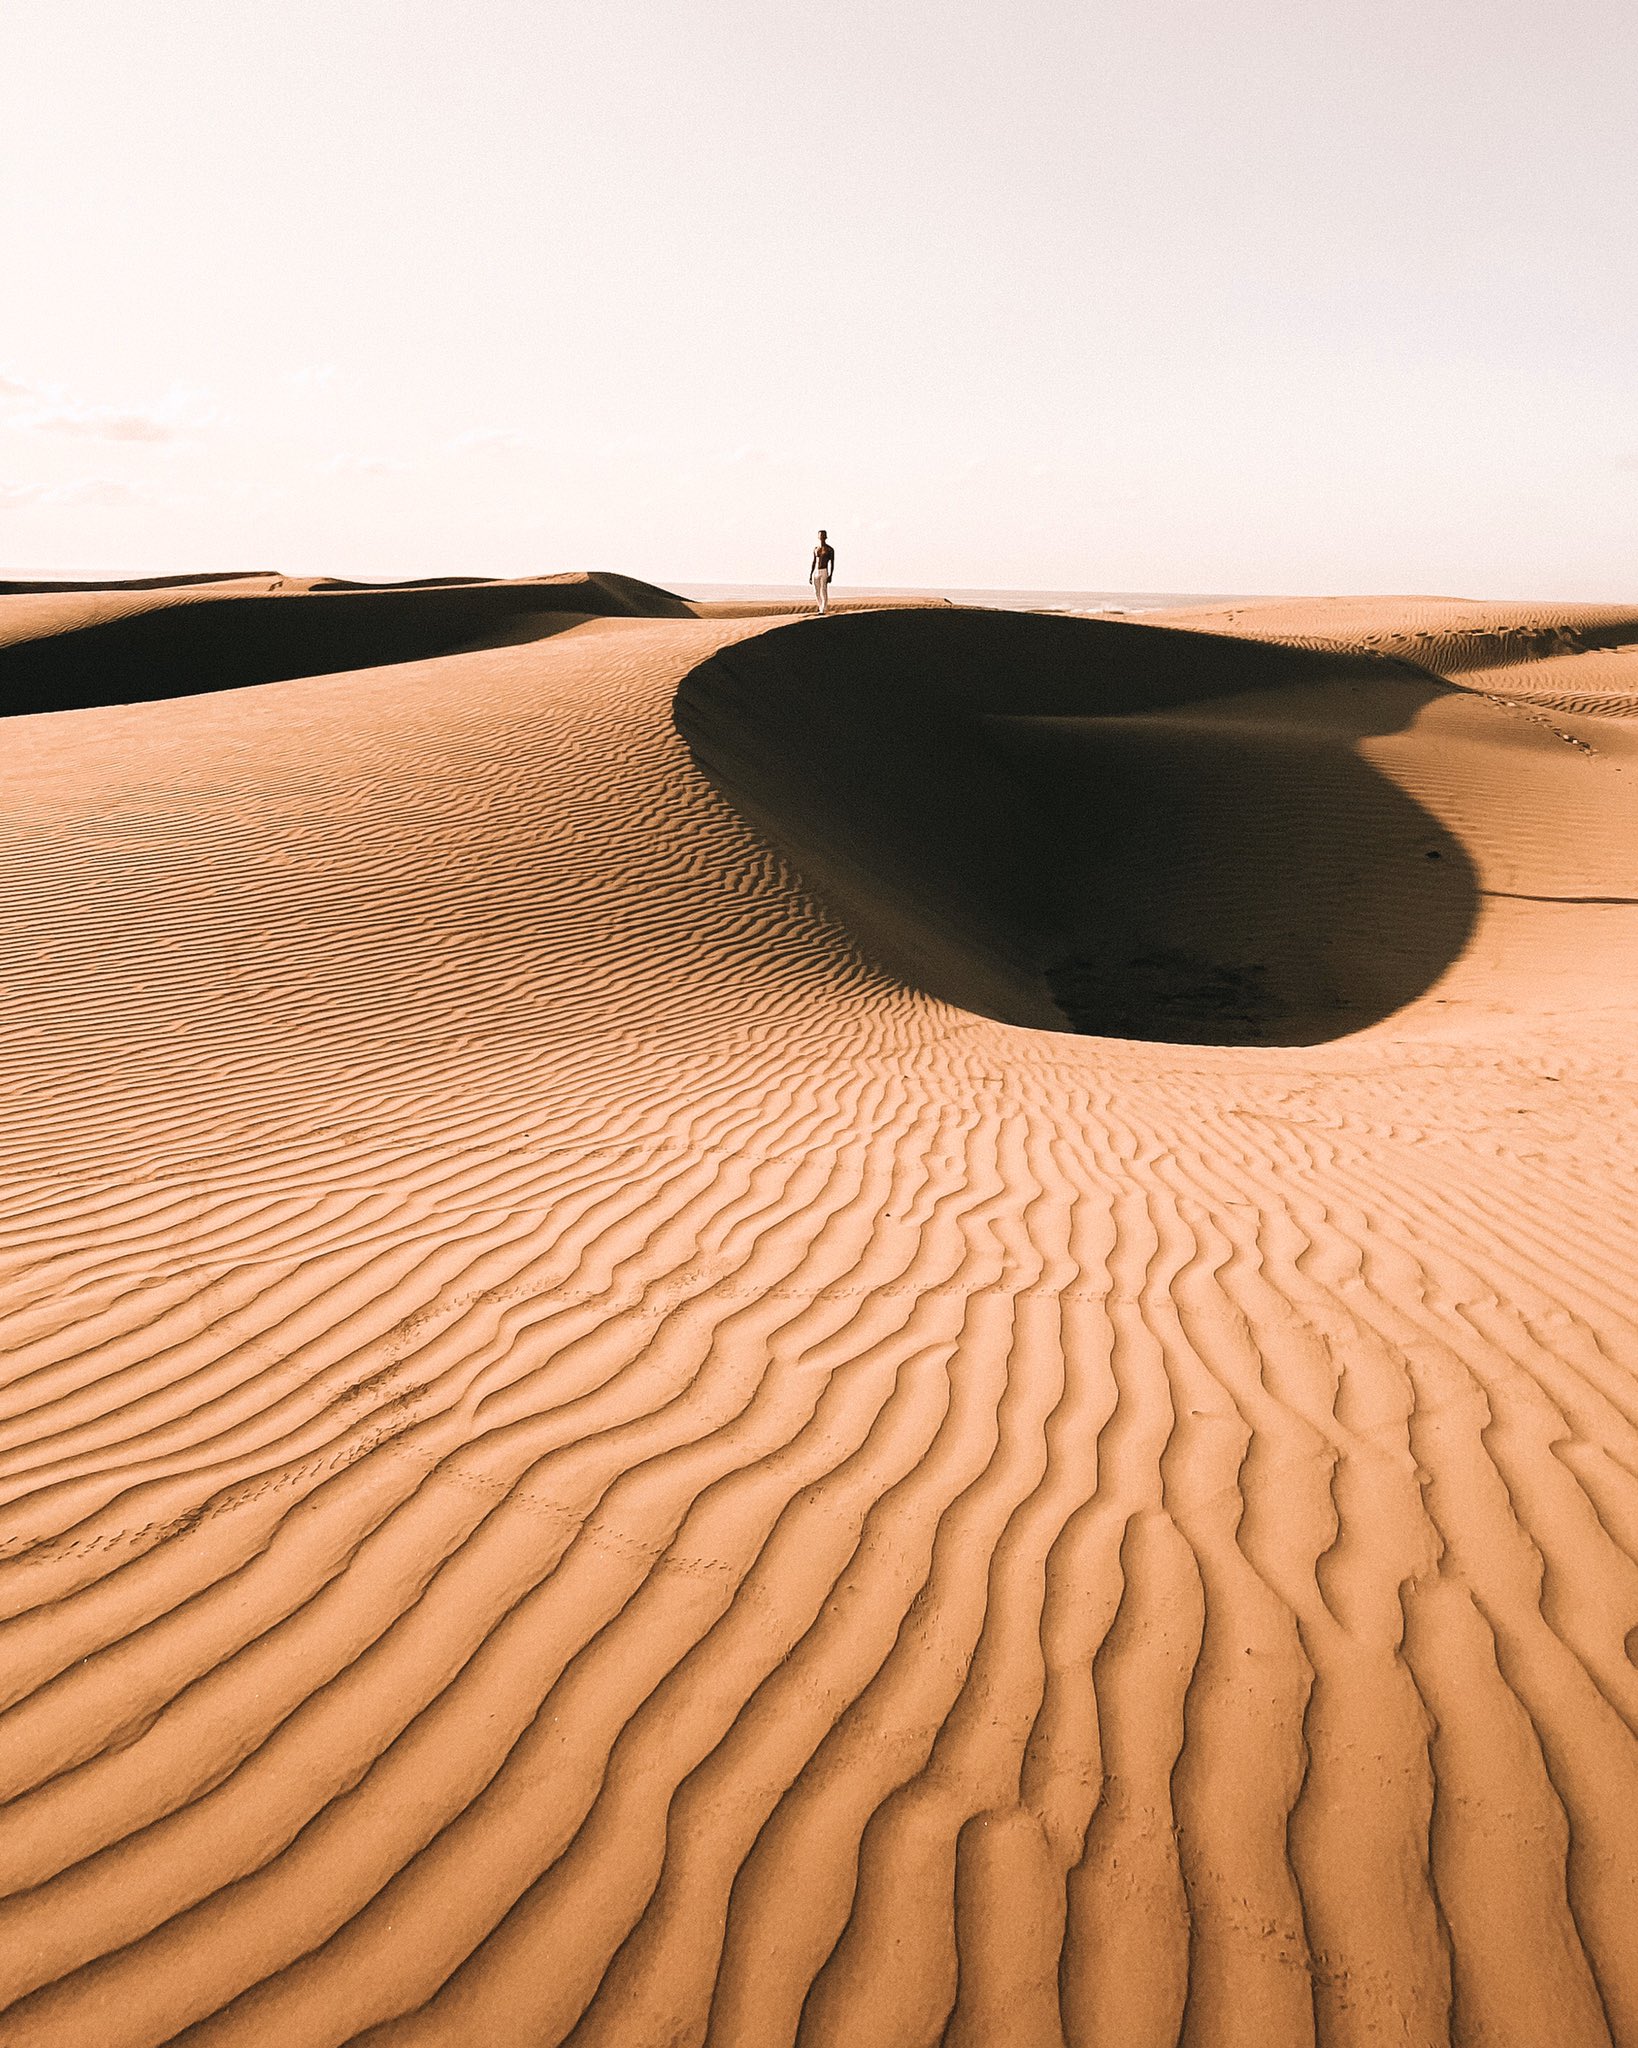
left=676, top=608, right=1480, bottom=1044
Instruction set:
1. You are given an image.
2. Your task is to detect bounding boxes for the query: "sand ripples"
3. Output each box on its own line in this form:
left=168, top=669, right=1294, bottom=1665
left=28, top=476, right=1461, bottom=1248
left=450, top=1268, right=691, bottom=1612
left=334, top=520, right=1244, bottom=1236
left=2, top=593, right=1637, bottom=2044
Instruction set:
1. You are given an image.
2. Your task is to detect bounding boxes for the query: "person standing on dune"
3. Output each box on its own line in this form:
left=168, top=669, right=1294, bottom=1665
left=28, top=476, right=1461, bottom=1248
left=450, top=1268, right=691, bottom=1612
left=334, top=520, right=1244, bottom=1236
left=810, top=529, right=835, bottom=616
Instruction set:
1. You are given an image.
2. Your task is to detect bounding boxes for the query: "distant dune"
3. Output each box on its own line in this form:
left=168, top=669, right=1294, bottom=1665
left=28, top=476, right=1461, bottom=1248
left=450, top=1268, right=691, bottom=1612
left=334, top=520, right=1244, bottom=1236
left=0, top=570, right=692, bottom=714
left=2, top=575, right=1637, bottom=2046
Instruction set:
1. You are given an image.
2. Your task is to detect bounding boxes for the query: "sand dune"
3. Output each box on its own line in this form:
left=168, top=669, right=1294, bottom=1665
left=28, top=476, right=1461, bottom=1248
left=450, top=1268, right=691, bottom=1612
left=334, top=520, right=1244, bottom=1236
left=677, top=610, right=1484, bottom=1042
left=0, top=572, right=283, bottom=596
left=2, top=579, right=1637, bottom=2046
left=0, top=571, right=690, bottom=715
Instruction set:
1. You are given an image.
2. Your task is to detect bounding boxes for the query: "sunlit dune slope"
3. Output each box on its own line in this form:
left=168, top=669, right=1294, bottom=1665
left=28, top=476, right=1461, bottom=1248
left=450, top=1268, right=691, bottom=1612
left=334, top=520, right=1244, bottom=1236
left=0, top=588, right=1636, bottom=2048
left=0, top=569, right=691, bottom=712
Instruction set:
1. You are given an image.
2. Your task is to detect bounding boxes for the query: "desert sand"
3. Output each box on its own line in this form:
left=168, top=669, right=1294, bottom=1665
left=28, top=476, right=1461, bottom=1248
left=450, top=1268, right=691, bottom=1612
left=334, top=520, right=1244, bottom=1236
left=2, top=573, right=1637, bottom=2046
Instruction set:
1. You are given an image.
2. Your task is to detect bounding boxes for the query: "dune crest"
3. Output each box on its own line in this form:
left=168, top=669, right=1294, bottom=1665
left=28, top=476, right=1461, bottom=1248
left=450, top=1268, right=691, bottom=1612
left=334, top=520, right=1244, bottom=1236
left=0, top=569, right=692, bottom=715
left=1, top=584, right=1636, bottom=2046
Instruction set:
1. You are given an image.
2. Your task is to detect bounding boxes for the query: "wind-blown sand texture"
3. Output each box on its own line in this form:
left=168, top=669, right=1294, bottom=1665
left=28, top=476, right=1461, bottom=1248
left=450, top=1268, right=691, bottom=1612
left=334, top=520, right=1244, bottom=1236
left=3, top=575, right=1638, bottom=2047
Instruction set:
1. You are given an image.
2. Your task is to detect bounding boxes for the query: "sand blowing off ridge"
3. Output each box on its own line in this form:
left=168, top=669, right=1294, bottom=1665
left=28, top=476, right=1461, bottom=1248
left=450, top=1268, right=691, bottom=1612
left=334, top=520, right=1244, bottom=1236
left=1, top=578, right=1637, bottom=2047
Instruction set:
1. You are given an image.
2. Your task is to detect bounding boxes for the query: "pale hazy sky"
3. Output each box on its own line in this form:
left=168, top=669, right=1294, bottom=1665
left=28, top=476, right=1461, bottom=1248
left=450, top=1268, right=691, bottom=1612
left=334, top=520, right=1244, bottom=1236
left=2, top=0, right=1634, bottom=594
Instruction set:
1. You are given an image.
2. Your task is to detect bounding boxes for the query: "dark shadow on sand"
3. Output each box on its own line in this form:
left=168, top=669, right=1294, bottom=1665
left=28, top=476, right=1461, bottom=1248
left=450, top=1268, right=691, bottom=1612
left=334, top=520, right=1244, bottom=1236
left=674, top=608, right=1480, bottom=1046
left=0, top=573, right=693, bottom=717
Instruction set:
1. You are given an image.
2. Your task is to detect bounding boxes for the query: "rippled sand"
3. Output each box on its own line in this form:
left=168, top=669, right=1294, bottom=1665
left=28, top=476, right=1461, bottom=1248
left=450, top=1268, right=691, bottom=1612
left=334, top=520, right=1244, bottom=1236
left=3, top=575, right=1637, bottom=2046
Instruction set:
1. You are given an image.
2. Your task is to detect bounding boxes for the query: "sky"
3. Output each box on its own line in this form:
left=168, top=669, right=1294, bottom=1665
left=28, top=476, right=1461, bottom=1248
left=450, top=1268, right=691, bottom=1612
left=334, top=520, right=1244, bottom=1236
left=1, top=0, right=1635, bottom=595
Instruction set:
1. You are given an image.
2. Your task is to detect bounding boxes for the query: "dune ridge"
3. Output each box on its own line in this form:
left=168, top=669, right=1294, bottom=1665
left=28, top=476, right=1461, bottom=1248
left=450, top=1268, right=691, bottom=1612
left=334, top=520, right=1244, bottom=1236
left=1, top=586, right=1636, bottom=2045
left=0, top=570, right=692, bottom=713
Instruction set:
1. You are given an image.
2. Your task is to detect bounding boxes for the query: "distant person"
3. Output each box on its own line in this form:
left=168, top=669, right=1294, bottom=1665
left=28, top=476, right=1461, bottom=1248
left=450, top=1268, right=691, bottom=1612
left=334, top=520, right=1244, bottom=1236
left=810, top=529, right=835, bottom=616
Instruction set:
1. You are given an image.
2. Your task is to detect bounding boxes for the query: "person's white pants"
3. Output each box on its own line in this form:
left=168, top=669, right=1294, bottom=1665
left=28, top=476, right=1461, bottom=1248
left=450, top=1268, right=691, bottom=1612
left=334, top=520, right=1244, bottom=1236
left=812, top=573, right=829, bottom=615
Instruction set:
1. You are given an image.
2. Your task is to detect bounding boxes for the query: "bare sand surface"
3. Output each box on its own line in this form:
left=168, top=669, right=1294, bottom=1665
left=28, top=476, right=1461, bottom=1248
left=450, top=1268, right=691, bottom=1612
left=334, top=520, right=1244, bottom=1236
left=677, top=585, right=1249, bottom=612
left=2, top=575, right=1637, bottom=2046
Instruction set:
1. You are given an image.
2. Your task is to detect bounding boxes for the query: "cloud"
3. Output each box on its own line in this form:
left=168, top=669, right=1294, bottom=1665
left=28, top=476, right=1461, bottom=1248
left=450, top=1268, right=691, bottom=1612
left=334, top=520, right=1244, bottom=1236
left=0, top=478, right=143, bottom=510
left=282, top=364, right=340, bottom=395
left=0, top=367, right=213, bottom=444
left=35, top=408, right=180, bottom=444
